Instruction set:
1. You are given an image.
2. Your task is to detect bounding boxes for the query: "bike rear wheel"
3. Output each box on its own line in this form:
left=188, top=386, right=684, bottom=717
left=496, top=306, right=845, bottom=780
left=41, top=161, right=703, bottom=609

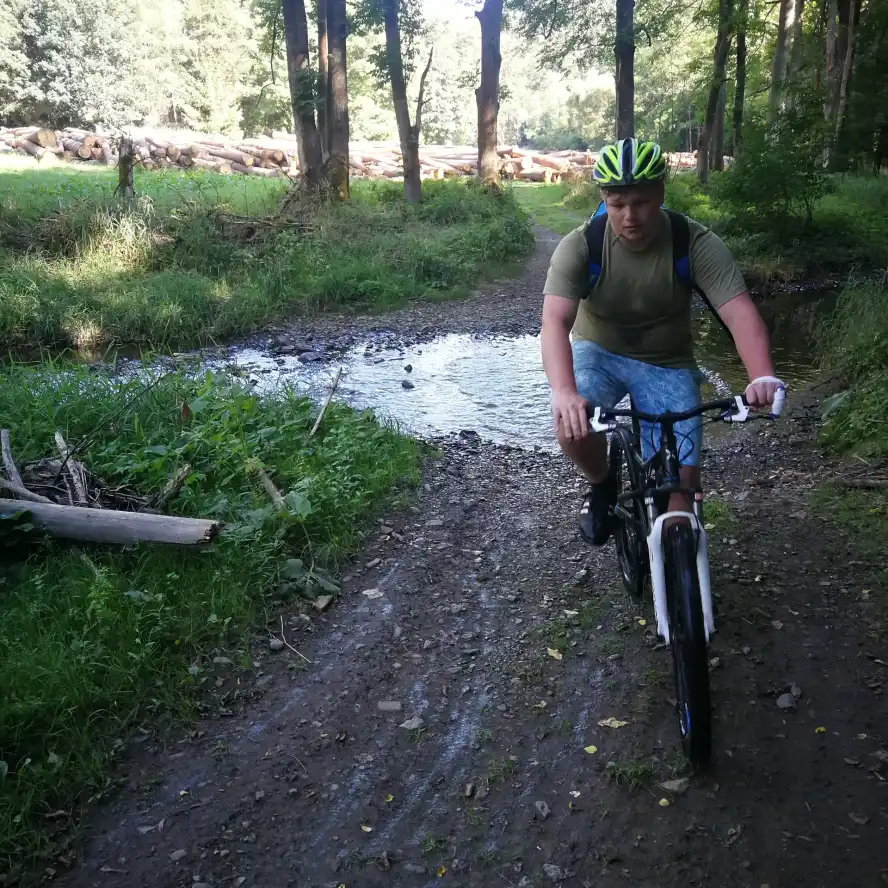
left=664, top=522, right=712, bottom=765
left=608, top=428, right=647, bottom=598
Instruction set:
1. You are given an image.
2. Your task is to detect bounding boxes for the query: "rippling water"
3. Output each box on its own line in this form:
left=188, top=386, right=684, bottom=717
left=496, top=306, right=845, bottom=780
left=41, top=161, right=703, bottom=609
left=214, top=291, right=833, bottom=451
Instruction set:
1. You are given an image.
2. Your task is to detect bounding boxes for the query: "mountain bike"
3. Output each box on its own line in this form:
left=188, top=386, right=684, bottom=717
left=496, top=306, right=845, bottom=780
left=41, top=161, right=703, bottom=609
left=589, top=388, right=785, bottom=764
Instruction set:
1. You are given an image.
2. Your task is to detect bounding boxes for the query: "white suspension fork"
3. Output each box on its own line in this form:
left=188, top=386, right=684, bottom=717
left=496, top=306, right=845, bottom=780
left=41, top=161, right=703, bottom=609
left=646, top=511, right=715, bottom=645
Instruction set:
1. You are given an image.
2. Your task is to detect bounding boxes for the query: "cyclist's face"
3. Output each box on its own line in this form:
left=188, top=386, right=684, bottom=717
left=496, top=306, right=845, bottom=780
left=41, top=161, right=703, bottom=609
left=603, top=182, right=665, bottom=246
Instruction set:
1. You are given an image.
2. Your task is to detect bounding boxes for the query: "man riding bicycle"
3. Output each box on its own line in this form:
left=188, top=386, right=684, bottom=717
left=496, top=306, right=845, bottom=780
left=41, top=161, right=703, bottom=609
left=540, top=138, right=784, bottom=545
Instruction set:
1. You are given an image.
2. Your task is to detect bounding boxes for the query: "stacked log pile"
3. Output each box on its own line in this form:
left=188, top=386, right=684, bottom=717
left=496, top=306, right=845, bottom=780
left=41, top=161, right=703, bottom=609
left=0, top=125, right=718, bottom=181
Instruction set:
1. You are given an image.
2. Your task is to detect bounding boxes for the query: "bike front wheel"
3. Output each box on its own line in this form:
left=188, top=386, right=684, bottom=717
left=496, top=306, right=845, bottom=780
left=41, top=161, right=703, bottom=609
left=608, top=429, right=647, bottom=598
left=664, top=522, right=712, bottom=765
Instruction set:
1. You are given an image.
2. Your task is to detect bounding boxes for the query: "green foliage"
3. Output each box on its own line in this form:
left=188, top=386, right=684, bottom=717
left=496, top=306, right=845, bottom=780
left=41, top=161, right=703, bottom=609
left=16, top=0, right=145, bottom=128
left=0, top=165, right=533, bottom=349
left=818, top=281, right=888, bottom=458
left=0, top=365, right=420, bottom=867
left=711, top=99, right=830, bottom=237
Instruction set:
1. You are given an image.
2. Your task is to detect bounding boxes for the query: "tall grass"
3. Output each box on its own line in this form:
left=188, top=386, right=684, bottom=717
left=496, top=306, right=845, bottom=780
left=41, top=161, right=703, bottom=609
left=0, top=365, right=420, bottom=871
left=817, top=279, right=888, bottom=457
left=0, top=170, right=533, bottom=350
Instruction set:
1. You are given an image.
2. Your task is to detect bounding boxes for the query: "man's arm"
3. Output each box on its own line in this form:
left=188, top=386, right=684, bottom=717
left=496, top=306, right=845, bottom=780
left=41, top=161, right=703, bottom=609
left=541, top=294, right=589, bottom=439
left=717, top=292, right=782, bottom=408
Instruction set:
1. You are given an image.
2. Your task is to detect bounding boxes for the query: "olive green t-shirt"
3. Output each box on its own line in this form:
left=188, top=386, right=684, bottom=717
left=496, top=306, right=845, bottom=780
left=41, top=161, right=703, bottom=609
left=543, top=211, right=747, bottom=369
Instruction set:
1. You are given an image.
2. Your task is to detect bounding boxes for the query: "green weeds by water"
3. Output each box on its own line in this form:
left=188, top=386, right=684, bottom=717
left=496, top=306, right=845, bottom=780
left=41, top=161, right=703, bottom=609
left=0, top=164, right=533, bottom=350
left=512, top=173, right=888, bottom=282
left=0, top=364, right=420, bottom=868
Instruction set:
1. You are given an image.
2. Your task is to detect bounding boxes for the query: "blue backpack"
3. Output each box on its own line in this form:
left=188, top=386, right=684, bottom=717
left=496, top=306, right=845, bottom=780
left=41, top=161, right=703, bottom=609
left=583, top=201, right=733, bottom=339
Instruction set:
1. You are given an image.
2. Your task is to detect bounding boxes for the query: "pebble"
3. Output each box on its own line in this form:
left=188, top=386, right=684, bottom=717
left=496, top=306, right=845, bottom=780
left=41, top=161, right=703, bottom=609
left=776, top=693, right=796, bottom=709
left=399, top=716, right=425, bottom=730
left=169, top=849, right=187, bottom=863
left=402, top=379, right=415, bottom=390
left=269, top=638, right=284, bottom=652
left=659, top=777, right=690, bottom=794
left=534, top=800, right=551, bottom=820
left=212, top=656, right=232, bottom=665
left=404, top=364, right=413, bottom=372
left=378, top=701, right=403, bottom=712
left=791, top=684, right=802, bottom=698
left=543, top=863, right=565, bottom=882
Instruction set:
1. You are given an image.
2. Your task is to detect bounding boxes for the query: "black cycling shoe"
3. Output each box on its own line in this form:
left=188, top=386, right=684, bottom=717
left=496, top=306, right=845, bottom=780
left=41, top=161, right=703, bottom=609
left=578, top=474, right=617, bottom=546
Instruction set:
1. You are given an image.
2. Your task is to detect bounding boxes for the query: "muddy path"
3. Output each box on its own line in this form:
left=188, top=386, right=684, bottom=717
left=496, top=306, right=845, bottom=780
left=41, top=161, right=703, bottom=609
left=58, top=234, right=888, bottom=888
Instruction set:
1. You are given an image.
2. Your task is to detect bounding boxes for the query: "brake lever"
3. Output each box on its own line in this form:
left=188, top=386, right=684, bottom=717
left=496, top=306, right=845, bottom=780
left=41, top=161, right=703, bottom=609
left=589, top=407, right=616, bottom=433
left=721, top=395, right=750, bottom=423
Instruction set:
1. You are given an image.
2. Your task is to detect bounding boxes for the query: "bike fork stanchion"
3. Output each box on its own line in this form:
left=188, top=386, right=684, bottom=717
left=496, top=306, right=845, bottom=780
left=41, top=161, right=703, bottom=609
left=646, top=511, right=716, bottom=643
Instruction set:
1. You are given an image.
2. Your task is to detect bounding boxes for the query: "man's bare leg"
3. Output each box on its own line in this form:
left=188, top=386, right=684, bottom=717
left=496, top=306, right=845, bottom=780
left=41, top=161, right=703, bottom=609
left=557, top=430, right=609, bottom=483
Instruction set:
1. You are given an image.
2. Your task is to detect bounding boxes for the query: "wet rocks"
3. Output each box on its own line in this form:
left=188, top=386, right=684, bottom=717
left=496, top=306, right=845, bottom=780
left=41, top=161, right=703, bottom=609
left=269, top=638, right=284, bottom=652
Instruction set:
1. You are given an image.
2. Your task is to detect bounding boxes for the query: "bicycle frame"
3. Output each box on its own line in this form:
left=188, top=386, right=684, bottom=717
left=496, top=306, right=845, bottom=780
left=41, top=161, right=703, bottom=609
left=595, top=404, right=741, bottom=645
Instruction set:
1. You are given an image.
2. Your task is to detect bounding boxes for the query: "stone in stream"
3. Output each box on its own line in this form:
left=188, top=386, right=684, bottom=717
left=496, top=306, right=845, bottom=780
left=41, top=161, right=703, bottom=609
left=402, top=379, right=415, bottom=390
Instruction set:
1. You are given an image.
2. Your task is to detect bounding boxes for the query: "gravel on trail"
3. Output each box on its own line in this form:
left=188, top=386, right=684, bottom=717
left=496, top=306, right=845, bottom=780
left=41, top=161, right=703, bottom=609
left=55, top=229, right=888, bottom=888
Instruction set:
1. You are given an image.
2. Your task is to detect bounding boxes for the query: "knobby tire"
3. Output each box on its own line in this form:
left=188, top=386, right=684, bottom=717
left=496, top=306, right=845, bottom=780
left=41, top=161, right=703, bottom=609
left=664, top=522, right=712, bottom=765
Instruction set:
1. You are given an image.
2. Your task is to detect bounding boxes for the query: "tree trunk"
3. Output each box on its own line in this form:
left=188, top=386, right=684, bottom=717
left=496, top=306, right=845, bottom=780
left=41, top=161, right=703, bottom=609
left=317, top=0, right=329, bottom=155
left=326, top=0, right=350, bottom=200
left=768, top=0, right=794, bottom=120
left=786, top=0, right=807, bottom=98
left=830, top=0, right=857, bottom=166
left=712, top=81, right=727, bottom=170
left=614, top=0, right=635, bottom=138
left=116, top=138, right=135, bottom=198
left=733, top=0, right=748, bottom=153
left=475, top=0, right=504, bottom=184
left=382, top=0, right=420, bottom=203
left=697, top=0, right=733, bottom=182
left=823, top=0, right=839, bottom=124
left=281, top=0, right=324, bottom=187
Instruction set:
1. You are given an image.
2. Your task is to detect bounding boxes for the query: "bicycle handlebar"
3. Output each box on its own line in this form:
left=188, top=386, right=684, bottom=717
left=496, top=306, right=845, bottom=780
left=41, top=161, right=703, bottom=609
left=588, top=384, right=786, bottom=433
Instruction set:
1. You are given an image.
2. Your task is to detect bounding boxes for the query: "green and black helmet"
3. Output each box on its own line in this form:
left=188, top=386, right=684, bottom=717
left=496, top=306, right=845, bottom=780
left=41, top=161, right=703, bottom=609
left=593, top=138, right=667, bottom=187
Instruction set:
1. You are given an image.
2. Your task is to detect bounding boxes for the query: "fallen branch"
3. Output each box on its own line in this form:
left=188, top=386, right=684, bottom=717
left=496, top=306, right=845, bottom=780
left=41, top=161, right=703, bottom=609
left=253, top=465, right=286, bottom=512
left=833, top=478, right=888, bottom=490
left=0, top=479, right=53, bottom=504
left=1, top=430, right=24, bottom=489
left=309, top=367, right=343, bottom=438
left=55, top=431, right=89, bottom=506
left=152, top=464, right=192, bottom=510
left=0, top=499, right=221, bottom=545
left=280, top=615, right=312, bottom=664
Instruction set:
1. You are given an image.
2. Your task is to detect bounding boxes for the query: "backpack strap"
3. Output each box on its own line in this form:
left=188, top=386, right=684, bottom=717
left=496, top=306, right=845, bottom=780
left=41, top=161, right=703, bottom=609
left=664, top=209, right=735, bottom=342
left=582, top=201, right=608, bottom=296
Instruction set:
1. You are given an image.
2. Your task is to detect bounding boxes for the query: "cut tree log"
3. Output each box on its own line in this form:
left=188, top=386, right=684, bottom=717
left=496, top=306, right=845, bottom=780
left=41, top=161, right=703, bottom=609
left=24, top=128, right=57, bottom=148
left=177, top=154, right=195, bottom=168
left=150, top=145, right=168, bottom=159
left=230, top=161, right=279, bottom=177
left=206, top=147, right=253, bottom=166
left=517, top=167, right=557, bottom=183
left=14, top=139, right=45, bottom=159
left=99, top=141, right=115, bottom=165
left=91, top=146, right=103, bottom=160
left=191, top=156, right=232, bottom=174
left=62, top=139, right=93, bottom=160
left=0, top=498, right=222, bottom=546
left=166, top=145, right=181, bottom=162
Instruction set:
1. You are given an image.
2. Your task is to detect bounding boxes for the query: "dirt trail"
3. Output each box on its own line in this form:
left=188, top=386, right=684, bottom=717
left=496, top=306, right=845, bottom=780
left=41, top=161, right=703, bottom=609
left=59, top=234, right=888, bottom=888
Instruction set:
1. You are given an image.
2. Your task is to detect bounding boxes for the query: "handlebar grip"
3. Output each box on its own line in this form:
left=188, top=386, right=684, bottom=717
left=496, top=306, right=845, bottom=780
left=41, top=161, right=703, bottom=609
left=770, top=385, right=786, bottom=419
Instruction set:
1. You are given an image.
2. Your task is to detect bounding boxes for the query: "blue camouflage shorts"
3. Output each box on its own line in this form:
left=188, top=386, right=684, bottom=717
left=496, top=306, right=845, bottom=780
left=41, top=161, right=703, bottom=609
left=571, top=339, right=705, bottom=467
